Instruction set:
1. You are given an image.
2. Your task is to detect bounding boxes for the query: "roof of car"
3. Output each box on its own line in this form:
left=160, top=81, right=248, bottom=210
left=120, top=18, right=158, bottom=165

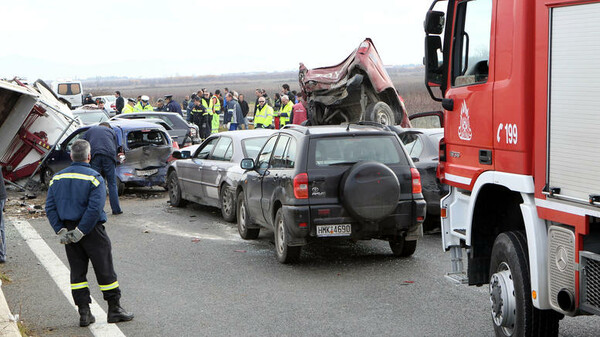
left=283, top=124, right=394, bottom=136
left=210, top=129, right=275, bottom=139
left=120, top=111, right=181, bottom=117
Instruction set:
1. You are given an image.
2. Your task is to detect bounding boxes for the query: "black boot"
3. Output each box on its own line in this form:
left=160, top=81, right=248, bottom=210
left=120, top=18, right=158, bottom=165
left=78, top=304, right=95, bottom=327
left=107, top=299, right=134, bottom=323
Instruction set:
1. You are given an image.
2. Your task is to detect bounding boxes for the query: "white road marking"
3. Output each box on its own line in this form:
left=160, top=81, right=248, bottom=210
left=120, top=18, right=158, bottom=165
left=132, top=220, right=242, bottom=242
left=10, top=217, right=126, bottom=337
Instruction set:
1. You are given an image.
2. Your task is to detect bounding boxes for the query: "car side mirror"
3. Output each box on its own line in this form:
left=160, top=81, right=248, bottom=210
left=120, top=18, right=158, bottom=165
left=180, top=150, right=191, bottom=159
left=240, top=158, right=255, bottom=170
left=172, top=151, right=182, bottom=159
left=412, top=157, right=420, bottom=163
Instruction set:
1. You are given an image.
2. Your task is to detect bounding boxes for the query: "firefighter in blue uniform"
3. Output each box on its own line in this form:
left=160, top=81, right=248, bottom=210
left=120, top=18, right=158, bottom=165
left=45, top=139, right=134, bottom=327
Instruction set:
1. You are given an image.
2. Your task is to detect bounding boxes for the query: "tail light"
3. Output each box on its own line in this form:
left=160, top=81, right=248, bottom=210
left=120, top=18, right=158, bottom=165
left=411, top=168, right=422, bottom=194
left=118, top=153, right=126, bottom=163
left=439, top=137, right=446, bottom=162
left=293, top=173, right=309, bottom=199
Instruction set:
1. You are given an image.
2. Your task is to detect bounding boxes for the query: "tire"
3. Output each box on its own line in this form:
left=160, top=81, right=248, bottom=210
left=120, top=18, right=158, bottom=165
left=167, top=171, right=186, bottom=207
left=220, top=184, right=236, bottom=222
left=389, top=237, right=417, bottom=257
left=489, top=231, right=562, bottom=337
left=116, top=178, right=125, bottom=196
left=340, top=161, right=400, bottom=221
left=274, top=208, right=301, bottom=264
left=366, top=101, right=395, bottom=125
left=237, top=192, right=259, bottom=239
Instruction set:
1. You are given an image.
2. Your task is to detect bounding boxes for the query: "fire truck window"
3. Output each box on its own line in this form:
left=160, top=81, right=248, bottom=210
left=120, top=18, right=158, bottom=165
left=452, top=0, right=492, bottom=87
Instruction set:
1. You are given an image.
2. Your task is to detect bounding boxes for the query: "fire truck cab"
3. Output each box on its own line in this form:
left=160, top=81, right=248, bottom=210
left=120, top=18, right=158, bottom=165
left=423, top=0, right=600, bottom=335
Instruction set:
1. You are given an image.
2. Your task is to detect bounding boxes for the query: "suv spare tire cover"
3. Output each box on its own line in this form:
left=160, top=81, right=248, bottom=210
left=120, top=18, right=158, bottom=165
left=340, top=161, right=400, bottom=221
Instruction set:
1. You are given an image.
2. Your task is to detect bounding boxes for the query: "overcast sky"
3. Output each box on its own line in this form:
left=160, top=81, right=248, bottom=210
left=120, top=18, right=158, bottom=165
left=1, top=0, right=433, bottom=81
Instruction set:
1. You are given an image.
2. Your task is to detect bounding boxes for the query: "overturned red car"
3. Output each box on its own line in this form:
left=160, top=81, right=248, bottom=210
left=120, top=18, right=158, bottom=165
left=299, top=38, right=411, bottom=127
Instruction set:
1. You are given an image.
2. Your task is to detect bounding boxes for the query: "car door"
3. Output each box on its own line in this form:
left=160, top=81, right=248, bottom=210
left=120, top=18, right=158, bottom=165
left=245, top=135, right=278, bottom=225
left=261, top=135, right=294, bottom=225
left=200, top=136, right=233, bottom=207
left=179, top=137, right=218, bottom=199
left=46, top=128, right=89, bottom=174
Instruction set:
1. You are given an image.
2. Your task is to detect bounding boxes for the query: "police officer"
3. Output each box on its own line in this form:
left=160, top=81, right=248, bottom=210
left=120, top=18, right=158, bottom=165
left=164, top=94, right=182, bottom=116
left=45, top=139, right=133, bottom=327
left=122, top=98, right=136, bottom=114
left=134, top=95, right=153, bottom=112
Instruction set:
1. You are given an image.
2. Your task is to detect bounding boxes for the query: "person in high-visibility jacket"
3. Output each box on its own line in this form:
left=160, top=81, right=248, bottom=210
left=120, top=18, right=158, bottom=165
left=133, top=95, right=153, bottom=112
left=200, top=91, right=212, bottom=138
left=279, top=95, right=293, bottom=127
left=254, top=97, right=274, bottom=128
left=209, top=90, right=222, bottom=134
left=121, top=98, right=136, bottom=114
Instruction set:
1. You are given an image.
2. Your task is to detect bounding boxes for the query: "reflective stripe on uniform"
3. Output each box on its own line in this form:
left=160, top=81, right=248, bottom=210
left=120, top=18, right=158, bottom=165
left=71, top=281, right=89, bottom=290
left=49, top=173, right=100, bottom=187
left=99, top=281, right=119, bottom=291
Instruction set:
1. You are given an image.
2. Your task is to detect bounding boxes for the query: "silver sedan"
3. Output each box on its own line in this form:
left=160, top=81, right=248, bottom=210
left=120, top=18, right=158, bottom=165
left=167, top=129, right=274, bottom=221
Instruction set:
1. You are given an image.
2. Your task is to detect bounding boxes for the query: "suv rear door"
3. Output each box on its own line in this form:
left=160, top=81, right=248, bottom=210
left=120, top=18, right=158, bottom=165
left=307, top=134, right=413, bottom=209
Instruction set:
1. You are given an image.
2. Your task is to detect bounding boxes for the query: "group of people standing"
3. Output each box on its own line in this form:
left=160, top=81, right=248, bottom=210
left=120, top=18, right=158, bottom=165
left=253, top=84, right=308, bottom=129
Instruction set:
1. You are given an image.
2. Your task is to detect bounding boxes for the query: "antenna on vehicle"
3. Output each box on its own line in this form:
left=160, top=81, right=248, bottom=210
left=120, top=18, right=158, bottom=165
left=346, top=123, right=350, bottom=132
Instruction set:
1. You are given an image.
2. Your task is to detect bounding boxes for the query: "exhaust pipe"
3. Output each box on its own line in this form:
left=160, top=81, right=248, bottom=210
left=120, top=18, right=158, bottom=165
left=557, top=288, right=575, bottom=312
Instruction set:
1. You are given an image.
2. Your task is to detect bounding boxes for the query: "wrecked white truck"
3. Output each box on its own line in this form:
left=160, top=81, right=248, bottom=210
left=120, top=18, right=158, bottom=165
left=0, top=79, right=80, bottom=188
left=299, top=38, right=411, bottom=127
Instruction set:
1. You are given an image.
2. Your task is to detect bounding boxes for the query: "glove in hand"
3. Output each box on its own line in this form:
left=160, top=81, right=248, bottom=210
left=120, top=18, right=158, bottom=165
left=57, top=228, right=69, bottom=244
left=61, top=228, right=85, bottom=244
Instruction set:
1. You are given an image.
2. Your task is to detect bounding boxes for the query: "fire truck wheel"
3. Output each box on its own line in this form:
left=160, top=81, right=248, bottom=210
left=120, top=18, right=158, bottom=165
left=489, top=231, right=561, bottom=337
left=366, top=102, right=395, bottom=126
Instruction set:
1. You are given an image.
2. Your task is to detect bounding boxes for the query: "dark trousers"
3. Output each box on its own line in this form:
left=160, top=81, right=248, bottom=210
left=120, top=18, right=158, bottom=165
left=64, top=221, right=121, bottom=306
left=91, top=154, right=122, bottom=213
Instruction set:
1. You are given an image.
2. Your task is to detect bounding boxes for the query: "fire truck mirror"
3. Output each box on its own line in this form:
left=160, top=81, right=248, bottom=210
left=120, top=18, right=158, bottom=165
left=425, top=35, right=443, bottom=86
left=425, top=10, right=445, bottom=35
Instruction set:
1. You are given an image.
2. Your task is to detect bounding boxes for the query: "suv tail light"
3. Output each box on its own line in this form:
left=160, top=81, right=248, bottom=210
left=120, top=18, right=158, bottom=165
left=411, top=168, right=422, bottom=194
left=293, top=173, right=309, bottom=199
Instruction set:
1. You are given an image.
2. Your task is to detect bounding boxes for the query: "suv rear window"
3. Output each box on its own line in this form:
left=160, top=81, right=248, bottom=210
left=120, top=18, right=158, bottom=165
left=312, top=135, right=407, bottom=167
left=126, top=130, right=168, bottom=149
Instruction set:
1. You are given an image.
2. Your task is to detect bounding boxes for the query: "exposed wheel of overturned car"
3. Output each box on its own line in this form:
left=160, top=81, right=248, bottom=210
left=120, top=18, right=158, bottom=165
left=41, top=167, right=55, bottom=187
left=167, top=171, right=186, bottom=207
left=366, top=101, right=395, bottom=126
left=340, top=161, right=400, bottom=221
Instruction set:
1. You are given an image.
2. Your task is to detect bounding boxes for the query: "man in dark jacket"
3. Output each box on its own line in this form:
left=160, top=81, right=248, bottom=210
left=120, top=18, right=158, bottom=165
left=115, top=91, right=124, bottom=114
left=226, top=93, right=244, bottom=131
left=45, top=139, right=133, bottom=327
left=83, top=122, right=122, bottom=215
left=0, top=169, right=6, bottom=263
left=165, top=95, right=182, bottom=116
left=238, top=94, right=250, bottom=129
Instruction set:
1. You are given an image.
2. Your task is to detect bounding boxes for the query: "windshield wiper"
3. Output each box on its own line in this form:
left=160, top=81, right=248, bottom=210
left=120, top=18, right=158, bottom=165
left=328, top=161, right=358, bottom=166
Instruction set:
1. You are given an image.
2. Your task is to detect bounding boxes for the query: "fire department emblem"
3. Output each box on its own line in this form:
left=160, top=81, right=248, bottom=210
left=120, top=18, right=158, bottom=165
left=458, top=101, right=472, bottom=141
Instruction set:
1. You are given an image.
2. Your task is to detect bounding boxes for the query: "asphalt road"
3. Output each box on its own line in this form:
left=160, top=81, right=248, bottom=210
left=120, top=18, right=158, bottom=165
left=2, top=188, right=598, bottom=336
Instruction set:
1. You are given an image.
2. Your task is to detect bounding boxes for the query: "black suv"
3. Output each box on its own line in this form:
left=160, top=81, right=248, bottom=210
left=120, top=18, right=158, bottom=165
left=236, top=124, right=426, bottom=263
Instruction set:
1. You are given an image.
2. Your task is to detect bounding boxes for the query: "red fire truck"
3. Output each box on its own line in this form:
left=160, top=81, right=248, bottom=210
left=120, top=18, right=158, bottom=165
left=422, top=0, right=600, bottom=335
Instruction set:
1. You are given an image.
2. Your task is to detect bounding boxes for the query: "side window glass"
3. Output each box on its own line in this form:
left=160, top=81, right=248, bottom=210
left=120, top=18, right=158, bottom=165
left=408, top=137, right=424, bottom=158
left=283, top=138, right=296, bottom=168
left=452, top=0, right=492, bottom=86
left=257, top=136, right=278, bottom=170
left=210, top=137, right=233, bottom=161
left=66, top=130, right=87, bottom=151
left=196, top=137, right=218, bottom=159
left=224, top=142, right=233, bottom=161
left=270, top=136, right=290, bottom=169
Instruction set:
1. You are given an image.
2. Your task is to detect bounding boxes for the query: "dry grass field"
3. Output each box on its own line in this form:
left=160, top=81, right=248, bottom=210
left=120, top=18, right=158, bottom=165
left=84, top=66, right=442, bottom=117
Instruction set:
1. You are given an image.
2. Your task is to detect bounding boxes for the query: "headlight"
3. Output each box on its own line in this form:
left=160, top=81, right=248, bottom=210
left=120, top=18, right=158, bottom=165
left=118, top=153, right=126, bottom=163
left=189, top=127, right=197, bottom=137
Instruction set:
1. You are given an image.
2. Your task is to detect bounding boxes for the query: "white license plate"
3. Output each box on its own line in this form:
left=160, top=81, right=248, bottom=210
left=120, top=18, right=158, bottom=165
left=136, top=168, right=158, bottom=177
left=316, top=224, right=352, bottom=237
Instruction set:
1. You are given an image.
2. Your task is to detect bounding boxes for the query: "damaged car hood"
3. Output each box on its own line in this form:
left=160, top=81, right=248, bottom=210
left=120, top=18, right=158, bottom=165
left=125, top=145, right=172, bottom=169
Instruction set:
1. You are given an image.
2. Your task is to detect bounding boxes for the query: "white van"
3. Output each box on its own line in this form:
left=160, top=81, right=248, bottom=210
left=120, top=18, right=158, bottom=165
left=51, top=80, right=83, bottom=108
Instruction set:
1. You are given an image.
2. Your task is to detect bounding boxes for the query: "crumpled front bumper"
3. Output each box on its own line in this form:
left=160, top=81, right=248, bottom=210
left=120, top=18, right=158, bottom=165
left=116, top=165, right=168, bottom=187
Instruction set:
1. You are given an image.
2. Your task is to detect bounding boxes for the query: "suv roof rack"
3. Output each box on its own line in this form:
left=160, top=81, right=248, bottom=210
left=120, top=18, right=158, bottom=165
left=281, top=124, right=310, bottom=135
left=345, top=121, right=391, bottom=131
